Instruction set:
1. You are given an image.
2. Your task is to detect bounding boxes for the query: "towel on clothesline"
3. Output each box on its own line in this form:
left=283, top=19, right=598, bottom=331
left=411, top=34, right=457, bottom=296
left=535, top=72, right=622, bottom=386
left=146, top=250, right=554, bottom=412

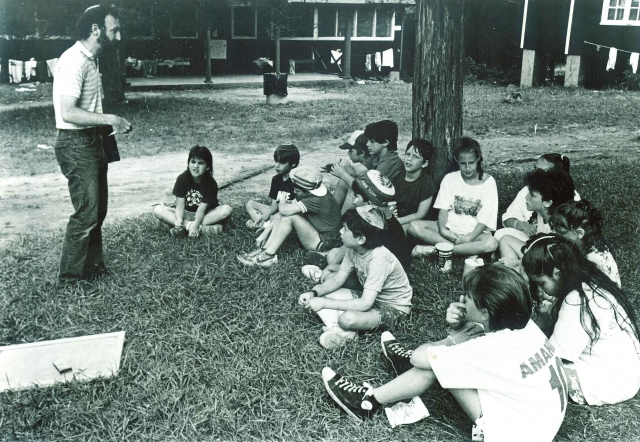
left=330, top=50, right=342, bottom=65
left=25, top=58, right=38, bottom=81
left=630, top=52, right=639, bottom=74
left=9, top=60, right=24, bottom=83
left=365, top=54, right=372, bottom=72
left=382, top=49, right=394, bottom=68
left=606, top=47, right=617, bottom=71
left=374, top=52, right=382, bottom=69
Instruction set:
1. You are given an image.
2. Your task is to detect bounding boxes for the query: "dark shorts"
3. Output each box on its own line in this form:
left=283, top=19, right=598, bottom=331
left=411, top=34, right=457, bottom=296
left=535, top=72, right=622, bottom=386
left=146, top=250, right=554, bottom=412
left=317, top=232, right=342, bottom=252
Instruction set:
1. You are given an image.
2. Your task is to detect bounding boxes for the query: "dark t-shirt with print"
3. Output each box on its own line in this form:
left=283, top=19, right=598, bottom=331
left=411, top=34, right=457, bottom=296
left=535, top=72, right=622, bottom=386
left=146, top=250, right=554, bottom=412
left=269, top=174, right=295, bottom=203
left=172, top=171, right=219, bottom=213
left=395, top=171, right=437, bottom=218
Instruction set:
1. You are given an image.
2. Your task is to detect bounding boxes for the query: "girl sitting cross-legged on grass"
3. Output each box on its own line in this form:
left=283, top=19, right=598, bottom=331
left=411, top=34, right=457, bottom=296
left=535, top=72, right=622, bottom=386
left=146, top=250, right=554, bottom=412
left=153, top=145, right=232, bottom=238
left=322, top=264, right=567, bottom=442
left=549, top=199, right=621, bottom=287
left=408, top=137, right=499, bottom=257
left=298, top=206, right=412, bottom=349
left=522, top=234, right=640, bottom=406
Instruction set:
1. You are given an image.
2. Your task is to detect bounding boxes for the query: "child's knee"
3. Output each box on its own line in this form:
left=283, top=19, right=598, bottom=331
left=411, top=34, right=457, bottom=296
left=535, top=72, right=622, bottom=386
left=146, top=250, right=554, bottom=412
left=153, top=204, right=167, bottom=219
left=245, top=200, right=255, bottom=212
left=485, top=236, right=499, bottom=252
left=338, top=312, right=359, bottom=330
left=220, top=204, right=233, bottom=219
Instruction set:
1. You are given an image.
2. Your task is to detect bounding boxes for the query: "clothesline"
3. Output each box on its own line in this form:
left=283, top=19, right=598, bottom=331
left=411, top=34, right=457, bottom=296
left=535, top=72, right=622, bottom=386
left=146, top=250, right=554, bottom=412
left=584, top=41, right=637, bottom=55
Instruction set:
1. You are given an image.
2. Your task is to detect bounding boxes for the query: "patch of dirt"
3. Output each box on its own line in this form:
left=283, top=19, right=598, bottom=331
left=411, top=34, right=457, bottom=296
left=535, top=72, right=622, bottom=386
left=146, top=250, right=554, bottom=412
left=129, top=86, right=351, bottom=105
left=1, top=113, right=639, bottom=245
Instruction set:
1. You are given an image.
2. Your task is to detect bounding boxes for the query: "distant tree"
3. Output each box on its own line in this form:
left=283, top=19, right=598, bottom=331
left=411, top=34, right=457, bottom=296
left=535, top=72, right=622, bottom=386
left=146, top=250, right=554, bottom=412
left=412, top=0, right=464, bottom=182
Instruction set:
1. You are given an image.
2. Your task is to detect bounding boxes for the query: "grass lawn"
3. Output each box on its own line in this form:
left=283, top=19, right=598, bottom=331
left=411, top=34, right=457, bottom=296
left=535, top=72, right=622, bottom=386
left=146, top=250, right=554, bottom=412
left=1, top=82, right=640, bottom=440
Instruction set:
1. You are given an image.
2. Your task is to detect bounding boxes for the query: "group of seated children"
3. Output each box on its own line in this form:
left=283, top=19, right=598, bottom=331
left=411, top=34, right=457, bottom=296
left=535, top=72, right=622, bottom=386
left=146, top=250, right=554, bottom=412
left=152, top=123, right=638, bottom=439
left=322, top=242, right=640, bottom=440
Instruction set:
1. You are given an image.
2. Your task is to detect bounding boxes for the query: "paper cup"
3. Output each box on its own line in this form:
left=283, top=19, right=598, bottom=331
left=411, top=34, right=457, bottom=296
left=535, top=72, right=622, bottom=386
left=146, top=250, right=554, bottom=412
left=463, top=257, right=485, bottom=278
left=435, top=242, right=454, bottom=272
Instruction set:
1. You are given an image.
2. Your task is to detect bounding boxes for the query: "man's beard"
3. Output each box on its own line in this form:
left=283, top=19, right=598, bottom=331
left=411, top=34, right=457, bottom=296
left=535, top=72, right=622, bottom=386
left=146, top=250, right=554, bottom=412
left=97, top=32, right=112, bottom=53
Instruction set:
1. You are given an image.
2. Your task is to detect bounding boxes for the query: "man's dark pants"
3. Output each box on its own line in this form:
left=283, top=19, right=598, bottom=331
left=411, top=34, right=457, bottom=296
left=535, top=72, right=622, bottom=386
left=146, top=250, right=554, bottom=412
left=54, top=128, right=108, bottom=284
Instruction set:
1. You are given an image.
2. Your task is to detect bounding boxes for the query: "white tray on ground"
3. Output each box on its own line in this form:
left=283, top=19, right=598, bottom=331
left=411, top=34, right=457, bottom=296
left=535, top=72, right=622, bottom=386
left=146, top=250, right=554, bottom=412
left=0, top=331, right=125, bottom=392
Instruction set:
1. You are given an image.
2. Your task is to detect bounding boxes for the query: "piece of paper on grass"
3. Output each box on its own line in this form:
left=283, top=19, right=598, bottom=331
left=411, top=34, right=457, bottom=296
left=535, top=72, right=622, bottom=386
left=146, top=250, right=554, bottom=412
left=0, top=331, right=125, bottom=392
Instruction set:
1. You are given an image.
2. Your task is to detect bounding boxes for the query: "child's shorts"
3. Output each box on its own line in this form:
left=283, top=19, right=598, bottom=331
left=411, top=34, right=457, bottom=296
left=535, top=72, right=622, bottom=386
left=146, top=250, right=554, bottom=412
left=317, top=232, right=342, bottom=252
left=346, top=289, right=408, bottom=329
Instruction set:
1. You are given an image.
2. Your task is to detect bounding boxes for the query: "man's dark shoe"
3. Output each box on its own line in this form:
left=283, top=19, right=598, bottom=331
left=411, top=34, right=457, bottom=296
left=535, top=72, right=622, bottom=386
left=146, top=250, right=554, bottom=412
left=60, top=280, right=99, bottom=296
left=322, top=367, right=380, bottom=420
left=381, top=331, right=414, bottom=375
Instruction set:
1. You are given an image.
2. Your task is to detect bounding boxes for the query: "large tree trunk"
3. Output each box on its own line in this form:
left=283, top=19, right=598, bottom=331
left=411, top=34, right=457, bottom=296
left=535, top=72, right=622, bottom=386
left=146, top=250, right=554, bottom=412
left=412, top=0, right=464, bottom=183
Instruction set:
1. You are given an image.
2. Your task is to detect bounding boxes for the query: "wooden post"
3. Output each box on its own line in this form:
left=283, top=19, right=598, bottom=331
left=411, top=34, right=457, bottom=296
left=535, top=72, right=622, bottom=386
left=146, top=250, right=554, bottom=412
left=343, top=8, right=353, bottom=79
left=274, top=25, right=281, bottom=74
left=520, top=49, right=538, bottom=87
left=205, top=27, right=212, bottom=83
left=412, top=0, right=464, bottom=182
left=202, top=0, right=213, bottom=83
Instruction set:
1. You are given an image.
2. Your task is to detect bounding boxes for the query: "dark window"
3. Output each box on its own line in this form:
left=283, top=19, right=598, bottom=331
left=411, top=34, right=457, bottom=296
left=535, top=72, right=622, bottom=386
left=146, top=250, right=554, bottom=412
left=375, top=8, right=393, bottom=37
left=234, top=7, right=255, bottom=37
left=318, top=7, right=337, bottom=37
left=171, top=5, right=198, bottom=38
left=356, top=8, right=374, bottom=37
left=280, top=6, right=314, bottom=37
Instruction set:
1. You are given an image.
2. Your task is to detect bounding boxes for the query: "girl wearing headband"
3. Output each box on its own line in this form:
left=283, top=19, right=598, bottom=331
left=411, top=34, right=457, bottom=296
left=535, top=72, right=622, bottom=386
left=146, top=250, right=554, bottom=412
left=522, top=234, right=640, bottom=405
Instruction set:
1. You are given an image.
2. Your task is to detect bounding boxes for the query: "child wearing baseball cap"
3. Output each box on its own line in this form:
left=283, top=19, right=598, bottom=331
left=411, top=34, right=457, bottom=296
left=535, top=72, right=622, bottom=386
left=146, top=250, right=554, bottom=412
left=237, top=165, right=342, bottom=268
left=298, top=206, right=412, bottom=349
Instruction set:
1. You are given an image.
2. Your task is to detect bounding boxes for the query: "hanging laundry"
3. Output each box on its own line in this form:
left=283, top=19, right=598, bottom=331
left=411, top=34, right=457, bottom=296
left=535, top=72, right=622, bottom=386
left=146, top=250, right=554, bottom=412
left=382, top=49, right=394, bottom=68
left=365, top=54, right=372, bottom=72
left=9, top=59, right=24, bottom=83
left=46, top=58, right=58, bottom=77
left=606, top=47, right=617, bottom=71
left=330, top=50, right=342, bottom=66
left=374, top=52, right=382, bottom=70
left=630, top=52, right=639, bottom=74
left=25, top=58, right=38, bottom=81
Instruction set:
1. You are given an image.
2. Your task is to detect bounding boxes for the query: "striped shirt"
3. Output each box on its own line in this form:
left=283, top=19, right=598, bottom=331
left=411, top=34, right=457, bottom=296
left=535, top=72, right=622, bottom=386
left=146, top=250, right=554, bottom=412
left=53, top=41, right=104, bottom=129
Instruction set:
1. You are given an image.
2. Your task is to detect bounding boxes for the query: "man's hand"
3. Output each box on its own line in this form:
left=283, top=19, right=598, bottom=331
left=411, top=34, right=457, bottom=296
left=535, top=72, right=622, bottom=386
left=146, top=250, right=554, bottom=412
left=110, top=116, right=132, bottom=134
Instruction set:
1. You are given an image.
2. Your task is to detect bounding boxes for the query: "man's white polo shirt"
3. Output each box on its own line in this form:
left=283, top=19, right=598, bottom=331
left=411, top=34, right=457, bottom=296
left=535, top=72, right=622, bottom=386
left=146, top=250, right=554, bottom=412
left=53, top=41, right=104, bottom=130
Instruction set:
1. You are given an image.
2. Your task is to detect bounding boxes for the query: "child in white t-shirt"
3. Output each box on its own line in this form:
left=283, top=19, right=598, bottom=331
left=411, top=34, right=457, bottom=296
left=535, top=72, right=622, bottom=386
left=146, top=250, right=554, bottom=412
left=549, top=199, right=621, bottom=287
left=409, top=137, right=498, bottom=257
left=322, top=264, right=567, bottom=442
left=523, top=235, right=640, bottom=406
left=496, top=153, right=578, bottom=242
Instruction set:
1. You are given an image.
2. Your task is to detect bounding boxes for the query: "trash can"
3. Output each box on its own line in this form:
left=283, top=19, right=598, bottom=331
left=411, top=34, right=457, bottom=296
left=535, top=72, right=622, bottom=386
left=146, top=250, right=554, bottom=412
left=263, top=72, right=288, bottom=105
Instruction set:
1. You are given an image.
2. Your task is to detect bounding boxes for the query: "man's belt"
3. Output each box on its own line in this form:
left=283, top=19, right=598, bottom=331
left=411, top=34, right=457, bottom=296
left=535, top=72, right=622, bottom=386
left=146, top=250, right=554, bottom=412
left=58, top=126, right=109, bottom=136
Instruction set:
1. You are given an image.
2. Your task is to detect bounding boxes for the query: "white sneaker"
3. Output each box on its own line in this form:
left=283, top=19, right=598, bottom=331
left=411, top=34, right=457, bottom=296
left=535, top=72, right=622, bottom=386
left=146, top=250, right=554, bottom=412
left=411, top=245, right=437, bottom=257
left=301, top=265, right=323, bottom=282
left=319, top=328, right=357, bottom=349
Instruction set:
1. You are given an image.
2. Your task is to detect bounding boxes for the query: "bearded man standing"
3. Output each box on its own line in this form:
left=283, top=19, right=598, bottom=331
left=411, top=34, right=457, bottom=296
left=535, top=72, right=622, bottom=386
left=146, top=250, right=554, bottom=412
left=53, top=4, right=132, bottom=294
